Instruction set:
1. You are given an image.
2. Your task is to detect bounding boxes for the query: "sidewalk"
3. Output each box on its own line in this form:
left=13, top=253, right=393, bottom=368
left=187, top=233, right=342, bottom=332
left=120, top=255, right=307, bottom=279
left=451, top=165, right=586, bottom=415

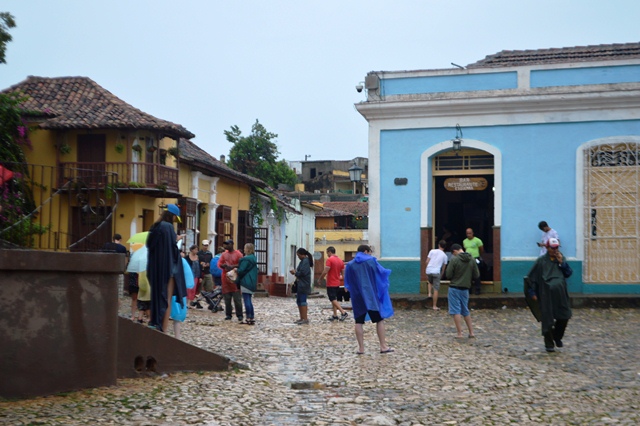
left=1, top=291, right=638, bottom=425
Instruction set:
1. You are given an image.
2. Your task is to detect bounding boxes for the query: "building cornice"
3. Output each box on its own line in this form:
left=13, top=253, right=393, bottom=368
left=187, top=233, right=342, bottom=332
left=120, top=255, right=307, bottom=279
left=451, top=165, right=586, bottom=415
left=355, top=84, right=640, bottom=126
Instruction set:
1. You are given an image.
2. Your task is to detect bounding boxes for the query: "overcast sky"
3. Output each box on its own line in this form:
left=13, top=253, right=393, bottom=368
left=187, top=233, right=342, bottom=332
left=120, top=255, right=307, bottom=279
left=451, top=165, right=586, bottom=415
left=2, top=1, right=639, bottom=163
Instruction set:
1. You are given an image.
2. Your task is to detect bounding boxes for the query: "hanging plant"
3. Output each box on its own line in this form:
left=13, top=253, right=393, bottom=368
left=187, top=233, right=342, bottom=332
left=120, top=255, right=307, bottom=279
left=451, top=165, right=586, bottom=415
left=167, top=146, right=179, bottom=158
left=115, top=142, right=125, bottom=154
left=60, top=143, right=71, bottom=155
left=147, top=145, right=158, bottom=153
left=132, top=145, right=142, bottom=153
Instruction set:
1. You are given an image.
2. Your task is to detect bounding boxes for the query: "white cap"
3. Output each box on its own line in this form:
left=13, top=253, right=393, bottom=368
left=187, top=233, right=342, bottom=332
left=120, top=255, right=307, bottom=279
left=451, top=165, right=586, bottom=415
left=202, top=240, right=210, bottom=246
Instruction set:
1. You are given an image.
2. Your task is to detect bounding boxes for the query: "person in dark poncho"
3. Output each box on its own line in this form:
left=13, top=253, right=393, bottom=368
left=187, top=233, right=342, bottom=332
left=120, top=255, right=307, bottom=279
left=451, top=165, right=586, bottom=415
left=146, top=204, right=187, bottom=332
left=343, top=245, right=394, bottom=354
left=525, top=237, right=572, bottom=352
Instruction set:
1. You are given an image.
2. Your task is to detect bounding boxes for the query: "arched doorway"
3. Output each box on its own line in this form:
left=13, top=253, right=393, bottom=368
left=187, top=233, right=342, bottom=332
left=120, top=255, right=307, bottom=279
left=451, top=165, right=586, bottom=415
left=432, top=149, right=495, bottom=281
left=420, top=140, right=502, bottom=291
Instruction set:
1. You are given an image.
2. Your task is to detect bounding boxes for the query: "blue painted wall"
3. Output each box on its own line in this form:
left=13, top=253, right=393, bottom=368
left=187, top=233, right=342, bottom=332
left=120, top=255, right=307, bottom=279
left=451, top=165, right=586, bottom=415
left=379, top=121, right=640, bottom=293
left=531, top=65, right=640, bottom=88
left=378, top=260, right=421, bottom=294
left=383, top=72, right=517, bottom=95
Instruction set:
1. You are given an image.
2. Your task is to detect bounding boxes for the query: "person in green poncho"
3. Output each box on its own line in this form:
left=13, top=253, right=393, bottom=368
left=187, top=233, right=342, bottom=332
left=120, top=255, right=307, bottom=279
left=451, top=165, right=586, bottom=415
left=525, top=237, right=572, bottom=352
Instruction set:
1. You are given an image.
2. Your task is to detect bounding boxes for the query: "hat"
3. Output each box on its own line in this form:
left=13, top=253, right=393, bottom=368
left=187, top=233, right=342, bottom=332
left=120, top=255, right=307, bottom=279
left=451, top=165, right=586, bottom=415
left=166, top=204, right=180, bottom=217
left=202, top=240, right=210, bottom=246
left=224, top=239, right=234, bottom=245
left=451, top=243, right=463, bottom=252
left=547, top=238, right=560, bottom=248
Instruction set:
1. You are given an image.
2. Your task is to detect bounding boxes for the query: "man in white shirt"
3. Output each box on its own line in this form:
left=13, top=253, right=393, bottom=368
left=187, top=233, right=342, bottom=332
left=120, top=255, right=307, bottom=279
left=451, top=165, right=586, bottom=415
left=537, top=221, right=560, bottom=256
left=425, top=240, right=448, bottom=310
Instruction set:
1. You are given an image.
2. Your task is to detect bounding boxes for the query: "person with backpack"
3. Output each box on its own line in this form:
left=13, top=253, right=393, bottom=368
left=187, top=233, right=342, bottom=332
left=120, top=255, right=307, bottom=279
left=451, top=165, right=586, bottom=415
left=235, top=243, right=258, bottom=325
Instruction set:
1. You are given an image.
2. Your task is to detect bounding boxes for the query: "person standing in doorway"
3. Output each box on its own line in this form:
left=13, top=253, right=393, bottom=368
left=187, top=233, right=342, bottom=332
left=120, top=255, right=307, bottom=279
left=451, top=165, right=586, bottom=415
left=317, top=246, right=348, bottom=321
left=445, top=244, right=479, bottom=339
left=526, top=237, right=572, bottom=352
left=425, top=240, right=448, bottom=310
left=537, top=221, right=560, bottom=256
left=463, top=228, right=484, bottom=295
left=344, top=245, right=394, bottom=354
left=218, top=239, right=244, bottom=322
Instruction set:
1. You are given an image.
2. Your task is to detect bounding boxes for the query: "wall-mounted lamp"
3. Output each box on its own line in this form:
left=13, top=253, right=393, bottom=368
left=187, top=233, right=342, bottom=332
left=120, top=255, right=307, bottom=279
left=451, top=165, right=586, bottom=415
left=451, top=124, right=463, bottom=155
left=201, top=206, right=206, bottom=215
left=158, top=200, right=167, bottom=215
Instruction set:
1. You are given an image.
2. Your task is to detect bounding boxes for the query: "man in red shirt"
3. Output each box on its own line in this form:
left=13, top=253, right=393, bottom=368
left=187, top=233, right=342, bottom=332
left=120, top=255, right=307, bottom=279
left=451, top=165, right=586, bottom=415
left=318, top=246, right=348, bottom=321
left=217, top=239, right=244, bottom=322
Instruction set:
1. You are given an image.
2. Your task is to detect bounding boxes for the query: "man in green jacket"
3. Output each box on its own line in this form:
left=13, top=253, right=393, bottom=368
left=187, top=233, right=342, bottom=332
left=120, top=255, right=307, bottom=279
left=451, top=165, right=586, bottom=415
left=445, top=244, right=479, bottom=339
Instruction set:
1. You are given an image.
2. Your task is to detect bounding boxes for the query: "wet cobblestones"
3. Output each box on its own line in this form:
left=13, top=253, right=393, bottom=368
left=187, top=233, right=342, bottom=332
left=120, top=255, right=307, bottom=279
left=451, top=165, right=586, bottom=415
left=1, top=293, right=639, bottom=425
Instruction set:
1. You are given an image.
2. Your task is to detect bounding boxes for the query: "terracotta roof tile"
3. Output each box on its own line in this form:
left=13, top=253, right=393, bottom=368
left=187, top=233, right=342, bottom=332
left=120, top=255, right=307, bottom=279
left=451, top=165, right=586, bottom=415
left=467, top=42, right=640, bottom=68
left=1, top=76, right=194, bottom=139
left=318, top=202, right=368, bottom=217
left=178, top=138, right=266, bottom=187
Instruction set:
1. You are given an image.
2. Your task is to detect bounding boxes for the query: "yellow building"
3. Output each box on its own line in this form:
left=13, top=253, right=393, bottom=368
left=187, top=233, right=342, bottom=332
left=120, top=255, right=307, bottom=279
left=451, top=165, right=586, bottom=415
left=2, top=76, right=195, bottom=250
left=177, top=139, right=266, bottom=251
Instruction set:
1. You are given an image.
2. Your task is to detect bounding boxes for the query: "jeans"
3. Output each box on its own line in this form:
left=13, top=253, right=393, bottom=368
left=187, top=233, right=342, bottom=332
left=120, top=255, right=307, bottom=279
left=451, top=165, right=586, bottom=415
left=223, top=290, right=243, bottom=319
left=242, top=293, right=254, bottom=319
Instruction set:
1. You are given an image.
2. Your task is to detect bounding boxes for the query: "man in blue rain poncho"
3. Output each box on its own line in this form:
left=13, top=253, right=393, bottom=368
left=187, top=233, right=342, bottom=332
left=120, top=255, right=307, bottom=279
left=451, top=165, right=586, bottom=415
left=344, top=245, right=394, bottom=354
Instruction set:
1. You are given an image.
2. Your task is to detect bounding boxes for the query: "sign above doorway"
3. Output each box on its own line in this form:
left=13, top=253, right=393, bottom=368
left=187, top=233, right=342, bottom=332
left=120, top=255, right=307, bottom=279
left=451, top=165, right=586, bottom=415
left=444, top=177, right=488, bottom=191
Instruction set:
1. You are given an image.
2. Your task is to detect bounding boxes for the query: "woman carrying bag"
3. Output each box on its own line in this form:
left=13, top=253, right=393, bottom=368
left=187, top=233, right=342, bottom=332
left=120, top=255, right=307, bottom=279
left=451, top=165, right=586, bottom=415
left=235, top=243, right=258, bottom=325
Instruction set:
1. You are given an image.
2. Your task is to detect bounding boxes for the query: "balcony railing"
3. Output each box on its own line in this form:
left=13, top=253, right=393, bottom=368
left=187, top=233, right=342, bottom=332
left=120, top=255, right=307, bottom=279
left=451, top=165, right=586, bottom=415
left=59, top=162, right=179, bottom=192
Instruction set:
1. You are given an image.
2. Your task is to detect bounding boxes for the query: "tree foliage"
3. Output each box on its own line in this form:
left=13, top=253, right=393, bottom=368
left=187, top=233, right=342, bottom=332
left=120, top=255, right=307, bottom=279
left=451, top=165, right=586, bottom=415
left=225, top=120, right=298, bottom=188
left=0, top=12, right=16, bottom=64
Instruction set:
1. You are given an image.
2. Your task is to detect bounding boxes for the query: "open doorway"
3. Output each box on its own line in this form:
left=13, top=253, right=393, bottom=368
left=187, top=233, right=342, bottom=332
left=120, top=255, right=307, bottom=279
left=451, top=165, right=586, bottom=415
left=432, top=150, right=495, bottom=281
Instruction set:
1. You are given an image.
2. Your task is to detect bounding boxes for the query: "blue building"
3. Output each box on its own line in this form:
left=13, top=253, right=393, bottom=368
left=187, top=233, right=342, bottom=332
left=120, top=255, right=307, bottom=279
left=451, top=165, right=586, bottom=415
left=356, top=42, right=640, bottom=295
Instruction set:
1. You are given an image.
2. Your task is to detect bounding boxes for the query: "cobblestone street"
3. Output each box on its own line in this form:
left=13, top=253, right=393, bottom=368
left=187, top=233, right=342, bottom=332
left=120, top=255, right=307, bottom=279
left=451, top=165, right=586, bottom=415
left=2, top=293, right=639, bottom=425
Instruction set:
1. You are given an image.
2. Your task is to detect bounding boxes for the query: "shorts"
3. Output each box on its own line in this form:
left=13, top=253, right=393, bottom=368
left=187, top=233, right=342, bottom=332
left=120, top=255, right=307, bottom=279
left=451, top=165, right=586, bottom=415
left=296, top=292, right=308, bottom=307
left=202, top=274, right=214, bottom=292
left=326, top=286, right=339, bottom=301
left=355, top=310, right=383, bottom=324
left=137, top=300, right=151, bottom=311
left=427, top=273, right=441, bottom=291
left=448, top=287, right=470, bottom=316
left=128, top=273, right=139, bottom=294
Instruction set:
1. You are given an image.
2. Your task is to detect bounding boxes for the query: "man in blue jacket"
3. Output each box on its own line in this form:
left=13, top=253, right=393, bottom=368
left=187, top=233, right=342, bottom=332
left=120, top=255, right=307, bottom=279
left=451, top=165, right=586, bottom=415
left=344, top=245, right=394, bottom=355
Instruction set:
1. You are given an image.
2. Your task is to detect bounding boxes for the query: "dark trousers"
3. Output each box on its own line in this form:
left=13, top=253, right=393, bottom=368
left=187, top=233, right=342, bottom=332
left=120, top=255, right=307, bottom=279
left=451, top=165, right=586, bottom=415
left=544, top=318, right=569, bottom=347
left=223, top=290, right=243, bottom=319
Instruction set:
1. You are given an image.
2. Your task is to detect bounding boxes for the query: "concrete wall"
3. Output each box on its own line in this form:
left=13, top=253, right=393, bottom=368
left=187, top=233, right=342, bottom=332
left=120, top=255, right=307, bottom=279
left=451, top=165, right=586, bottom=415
left=0, top=250, right=124, bottom=399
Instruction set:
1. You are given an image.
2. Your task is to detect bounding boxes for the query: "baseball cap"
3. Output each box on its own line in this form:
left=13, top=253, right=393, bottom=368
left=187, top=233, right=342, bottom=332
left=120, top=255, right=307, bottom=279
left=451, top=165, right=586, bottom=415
left=224, top=239, right=234, bottom=245
left=547, top=238, right=560, bottom=248
left=202, top=240, right=210, bottom=246
left=167, top=204, right=180, bottom=217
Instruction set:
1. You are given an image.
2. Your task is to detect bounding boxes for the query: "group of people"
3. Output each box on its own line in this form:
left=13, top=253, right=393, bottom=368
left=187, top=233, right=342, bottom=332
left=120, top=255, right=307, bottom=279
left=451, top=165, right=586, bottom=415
left=426, top=221, right=572, bottom=351
left=291, top=245, right=394, bottom=354
left=126, top=210, right=571, bottom=353
left=127, top=204, right=259, bottom=336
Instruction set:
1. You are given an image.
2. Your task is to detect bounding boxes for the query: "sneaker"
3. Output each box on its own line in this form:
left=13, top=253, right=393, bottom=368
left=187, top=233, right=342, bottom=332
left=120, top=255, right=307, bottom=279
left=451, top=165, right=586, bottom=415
left=554, top=339, right=563, bottom=348
left=194, top=302, right=203, bottom=309
left=339, top=312, right=349, bottom=321
left=295, top=319, right=309, bottom=325
left=238, top=318, right=244, bottom=323
left=225, top=316, right=232, bottom=320
left=328, top=316, right=339, bottom=321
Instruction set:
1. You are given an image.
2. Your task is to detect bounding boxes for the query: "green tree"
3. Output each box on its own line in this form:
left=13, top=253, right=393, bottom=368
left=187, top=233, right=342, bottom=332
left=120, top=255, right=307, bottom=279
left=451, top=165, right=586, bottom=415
left=224, top=120, right=297, bottom=188
left=0, top=12, right=16, bottom=64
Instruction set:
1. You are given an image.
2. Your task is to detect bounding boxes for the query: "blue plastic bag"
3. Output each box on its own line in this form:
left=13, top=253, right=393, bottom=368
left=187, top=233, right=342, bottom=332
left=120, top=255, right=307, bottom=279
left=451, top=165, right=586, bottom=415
left=182, top=257, right=195, bottom=289
left=171, top=295, right=187, bottom=322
